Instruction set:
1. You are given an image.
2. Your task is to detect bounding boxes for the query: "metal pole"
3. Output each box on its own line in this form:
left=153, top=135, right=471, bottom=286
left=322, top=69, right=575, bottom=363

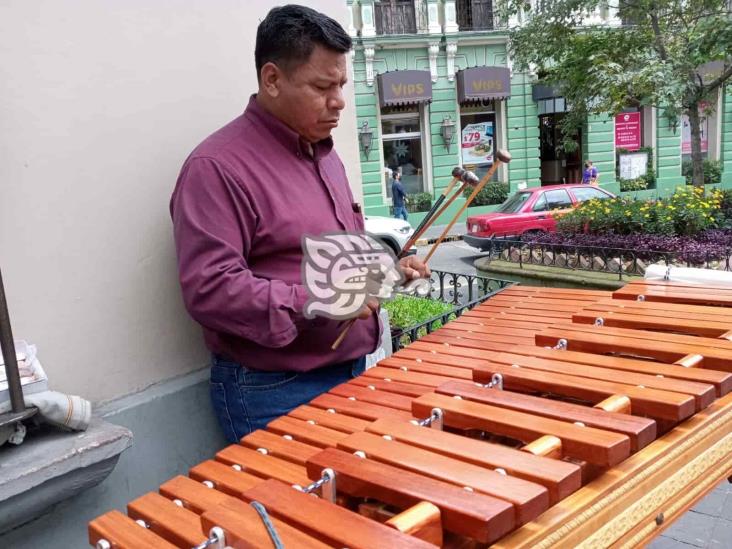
left=0, top=268, right=26, bottom=413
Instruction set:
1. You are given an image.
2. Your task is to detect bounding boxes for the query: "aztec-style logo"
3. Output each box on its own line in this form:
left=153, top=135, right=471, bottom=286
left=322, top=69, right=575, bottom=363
left=301, top=232, right=430, bottom=320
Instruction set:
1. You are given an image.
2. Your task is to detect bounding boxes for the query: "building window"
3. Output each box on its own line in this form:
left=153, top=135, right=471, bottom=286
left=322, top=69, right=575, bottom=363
left=682, top=92, right=720, bottom=164
left=382, top=107, right=426, bottom=196
left=456, top=0, right=495, bottom=31
left=460, top=101, right=498, bottom=182
left=375, top=0, right=417, bottom=35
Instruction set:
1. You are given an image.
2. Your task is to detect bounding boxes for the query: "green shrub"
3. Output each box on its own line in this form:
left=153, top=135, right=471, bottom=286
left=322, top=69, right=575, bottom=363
left=464, top=182, right=509, bottom=207
left=619, top=178, right=649, bottom=192
left=682, top=159, right=722, bottom=185
left=619, top=167, right=656, bottom=192
left=383, top=295, right=454, bottom=329
left=406, top=192, right=432, bottom=213
left=555, top=186, right=724, bottom=236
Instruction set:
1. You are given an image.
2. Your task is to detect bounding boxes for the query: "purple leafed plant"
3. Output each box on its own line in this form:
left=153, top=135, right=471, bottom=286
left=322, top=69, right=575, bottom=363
left=521, top=230, right=732, bottom=266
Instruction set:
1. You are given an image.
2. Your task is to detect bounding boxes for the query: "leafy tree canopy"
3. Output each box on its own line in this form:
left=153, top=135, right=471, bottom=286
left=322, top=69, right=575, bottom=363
left=499, top=0, right=732, bottom=183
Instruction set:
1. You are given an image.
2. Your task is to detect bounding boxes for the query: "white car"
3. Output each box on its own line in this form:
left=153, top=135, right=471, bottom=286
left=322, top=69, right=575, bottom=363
left=364, top=215, right=415, bottom=256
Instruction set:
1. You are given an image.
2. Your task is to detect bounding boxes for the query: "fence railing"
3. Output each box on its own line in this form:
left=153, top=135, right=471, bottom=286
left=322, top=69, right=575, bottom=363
left=483, top=238, right=732, bottom=280
left=390, top=269, right=513, bottom=351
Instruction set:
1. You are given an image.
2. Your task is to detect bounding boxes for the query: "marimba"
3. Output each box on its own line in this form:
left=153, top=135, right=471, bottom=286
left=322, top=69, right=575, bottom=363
left=89, top=279, right=732, bottom=548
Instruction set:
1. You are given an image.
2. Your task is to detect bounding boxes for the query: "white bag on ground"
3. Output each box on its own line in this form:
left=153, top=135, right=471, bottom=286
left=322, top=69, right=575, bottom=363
left=0, top=390, right=92, bottom=431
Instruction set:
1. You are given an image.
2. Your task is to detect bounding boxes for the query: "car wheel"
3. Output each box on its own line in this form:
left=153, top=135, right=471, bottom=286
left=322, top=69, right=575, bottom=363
left=376, top=236, right=400, bottom=257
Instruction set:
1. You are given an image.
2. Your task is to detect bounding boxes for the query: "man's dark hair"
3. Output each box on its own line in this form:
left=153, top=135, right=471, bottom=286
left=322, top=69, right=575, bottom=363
left=255, top=4, right=352, bottom=80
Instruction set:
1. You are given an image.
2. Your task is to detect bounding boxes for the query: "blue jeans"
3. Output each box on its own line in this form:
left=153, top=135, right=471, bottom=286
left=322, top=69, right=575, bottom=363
left=209, top=354, right=366, bottom=442
left=394, top=205, right=408, bottom=221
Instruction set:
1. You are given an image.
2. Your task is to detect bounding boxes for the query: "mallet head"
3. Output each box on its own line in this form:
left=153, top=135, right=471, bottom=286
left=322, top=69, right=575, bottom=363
left=496, top=149, right=512, bottom=163
left=461, top=170, right=480, bottom=186
left=451, top=166, right=466, bottom=178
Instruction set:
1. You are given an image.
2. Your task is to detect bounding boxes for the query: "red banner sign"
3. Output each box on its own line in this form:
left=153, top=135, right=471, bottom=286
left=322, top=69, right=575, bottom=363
left=615, top=112, right=641, bottom=151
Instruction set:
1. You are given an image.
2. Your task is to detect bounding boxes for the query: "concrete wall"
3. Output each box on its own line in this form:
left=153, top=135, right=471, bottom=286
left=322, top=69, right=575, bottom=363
left=0, top=0, right=361, bottom=404
left=0, top=369, right=226, bottom=548
left=722, top=87, right=732, bottom=186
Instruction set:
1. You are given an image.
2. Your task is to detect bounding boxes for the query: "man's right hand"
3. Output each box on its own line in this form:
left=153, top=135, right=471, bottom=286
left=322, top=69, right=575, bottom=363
left=356, top=297, right=380, bottom=320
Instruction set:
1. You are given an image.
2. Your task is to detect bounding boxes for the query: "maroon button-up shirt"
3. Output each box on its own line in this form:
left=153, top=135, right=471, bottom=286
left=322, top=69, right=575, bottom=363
left=170, top=96, right=379, bottom=372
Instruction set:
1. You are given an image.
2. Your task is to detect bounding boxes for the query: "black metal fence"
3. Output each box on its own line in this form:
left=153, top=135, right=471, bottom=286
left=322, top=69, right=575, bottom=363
left=390, top=269, right=513, bottom=351
left=483, top=238, right=732, bottom=280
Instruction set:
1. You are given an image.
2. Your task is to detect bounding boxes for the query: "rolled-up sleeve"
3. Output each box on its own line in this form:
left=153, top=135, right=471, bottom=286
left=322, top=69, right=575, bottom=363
left=171, top=157, right=308, bottom=348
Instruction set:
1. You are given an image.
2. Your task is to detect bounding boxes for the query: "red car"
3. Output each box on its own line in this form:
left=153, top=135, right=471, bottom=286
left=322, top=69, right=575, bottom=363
left=464, top=184, right=615, bottom=251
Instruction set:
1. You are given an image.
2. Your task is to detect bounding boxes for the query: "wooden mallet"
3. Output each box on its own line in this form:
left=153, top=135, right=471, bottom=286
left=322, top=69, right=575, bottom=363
left=331, top=169, right=477, bottom=351
left=424, top=149, right=512, bottom=263
left=332, top=151, right=510, bottom=351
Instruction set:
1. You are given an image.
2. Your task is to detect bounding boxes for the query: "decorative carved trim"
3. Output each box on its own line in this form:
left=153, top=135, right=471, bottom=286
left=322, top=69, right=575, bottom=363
left=528, top=403, right=732, bottom=549
left=361, top=1, right=376, bottom=38
left=444, top=0, right=459, bottom=33
left=446, top=42, right=458, bottom=82
left=581, top=433, right=732, bottom=548
left=428, top=42, right=440, bottom=83
left=364, top=45, right=375, bottom=86
left=348, top=49, right=356, bottom=80
left=427, top=0, right=441, bottom=34
left=346, top=1, right=357, bottom=37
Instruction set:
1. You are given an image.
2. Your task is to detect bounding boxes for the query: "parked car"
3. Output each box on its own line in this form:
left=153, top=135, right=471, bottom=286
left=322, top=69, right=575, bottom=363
left=464, top=184, right=616, bottom=251
left=365, top=215, right=415, bottom=256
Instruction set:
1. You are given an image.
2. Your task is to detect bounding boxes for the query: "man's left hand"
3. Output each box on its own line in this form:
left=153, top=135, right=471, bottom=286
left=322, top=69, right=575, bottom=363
left=399, top=255, right=430, bottom=281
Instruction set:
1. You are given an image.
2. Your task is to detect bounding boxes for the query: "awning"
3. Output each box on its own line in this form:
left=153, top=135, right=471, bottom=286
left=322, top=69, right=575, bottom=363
left=456, top=66, right=511, bottom=103
left=532, top=83, right=562, bottom=101
left=377, top=70, right=432, bottom=108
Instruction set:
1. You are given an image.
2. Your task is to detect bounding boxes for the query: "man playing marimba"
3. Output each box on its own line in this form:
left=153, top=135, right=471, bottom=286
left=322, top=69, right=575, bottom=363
left=170, top=4, right=429, bottom=442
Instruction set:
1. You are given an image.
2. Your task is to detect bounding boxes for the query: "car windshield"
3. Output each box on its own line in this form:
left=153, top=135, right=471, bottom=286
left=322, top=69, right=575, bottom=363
left=497, top=191, right=532, bottom=213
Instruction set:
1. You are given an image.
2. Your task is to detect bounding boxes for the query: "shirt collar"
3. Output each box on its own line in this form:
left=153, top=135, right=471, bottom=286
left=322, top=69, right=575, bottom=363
left=243, top=94, right=334, bottom=160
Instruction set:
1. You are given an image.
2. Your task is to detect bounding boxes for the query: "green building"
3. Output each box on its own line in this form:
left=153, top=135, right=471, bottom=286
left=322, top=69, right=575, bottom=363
left=345, top=0, right=732, bottom=225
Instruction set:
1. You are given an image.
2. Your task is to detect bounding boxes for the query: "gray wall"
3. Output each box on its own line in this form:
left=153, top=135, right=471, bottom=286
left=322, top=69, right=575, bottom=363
left=0, top=369, right=227, bottom=548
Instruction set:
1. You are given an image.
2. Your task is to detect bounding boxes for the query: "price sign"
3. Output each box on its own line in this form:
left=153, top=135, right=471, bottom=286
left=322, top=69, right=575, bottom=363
left=461, top=122, right=494, bottom=165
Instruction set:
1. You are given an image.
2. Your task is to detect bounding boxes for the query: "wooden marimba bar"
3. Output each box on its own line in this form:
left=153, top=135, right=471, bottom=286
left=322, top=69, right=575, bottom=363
left=89, top=279, right=732, bottom=548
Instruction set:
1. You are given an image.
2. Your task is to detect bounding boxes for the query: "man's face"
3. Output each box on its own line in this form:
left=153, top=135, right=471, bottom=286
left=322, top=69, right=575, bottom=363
left=264, top=45, right=347, bottom=143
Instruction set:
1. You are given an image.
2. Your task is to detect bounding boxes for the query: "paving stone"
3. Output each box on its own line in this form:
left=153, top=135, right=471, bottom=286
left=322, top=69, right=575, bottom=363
left=692, top=489, right=727, bottom=517
left=708, top=518, right=732, bottom=548
left=712, top=479, right=731, bottom=495
left=722, top=492, right=732, bottom=522
left=662, top=511, right=718, bottom=547
left=648, top=534, right=700, bottom=548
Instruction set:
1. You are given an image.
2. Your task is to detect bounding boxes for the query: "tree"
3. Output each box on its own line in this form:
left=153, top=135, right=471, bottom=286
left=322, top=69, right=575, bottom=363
left=500, top=0, right=732, bottom=187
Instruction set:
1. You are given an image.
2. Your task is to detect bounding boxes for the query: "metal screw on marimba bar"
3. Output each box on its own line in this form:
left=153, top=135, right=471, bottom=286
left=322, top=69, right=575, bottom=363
left=292, top=468, right=337, bottom=503
left=637, top=294, right=646, bottom=302
left=416, top=407, right=444, bottom=430
left=488, top=373, right=503, bottom=390
left=96, top=540, right=111, bottom=549
left=193, top=526, right=226, bottom=549
left=554, top=339, right=568, bottom=350
left=595, top=317, right=605, bottom=326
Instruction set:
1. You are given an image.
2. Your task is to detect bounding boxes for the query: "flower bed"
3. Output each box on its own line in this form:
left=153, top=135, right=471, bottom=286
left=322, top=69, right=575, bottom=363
left=556, top=186, right=726, bottom=236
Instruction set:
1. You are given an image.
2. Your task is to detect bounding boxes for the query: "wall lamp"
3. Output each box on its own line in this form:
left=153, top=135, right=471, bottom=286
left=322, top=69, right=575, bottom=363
left=358, top=120, right=374, bottom=159
left=441, top=115, right=456, bottom=152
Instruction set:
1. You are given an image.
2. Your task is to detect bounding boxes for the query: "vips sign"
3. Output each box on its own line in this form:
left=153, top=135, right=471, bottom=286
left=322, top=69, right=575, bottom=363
left=457, top=67, right=511, bottom=103
left=377, top=71, right=433, bottom=107
left=615, top=112, right=641, bottom=151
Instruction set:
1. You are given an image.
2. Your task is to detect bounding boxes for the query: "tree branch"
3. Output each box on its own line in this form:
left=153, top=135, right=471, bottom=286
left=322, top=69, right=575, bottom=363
left=648, top=4, right=668, bottom=61
left=703, top=64, right=732, bottom=94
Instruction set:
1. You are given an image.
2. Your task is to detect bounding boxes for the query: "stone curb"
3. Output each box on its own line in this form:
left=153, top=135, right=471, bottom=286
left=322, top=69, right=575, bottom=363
left=414, top=234, right=464, bottom=247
